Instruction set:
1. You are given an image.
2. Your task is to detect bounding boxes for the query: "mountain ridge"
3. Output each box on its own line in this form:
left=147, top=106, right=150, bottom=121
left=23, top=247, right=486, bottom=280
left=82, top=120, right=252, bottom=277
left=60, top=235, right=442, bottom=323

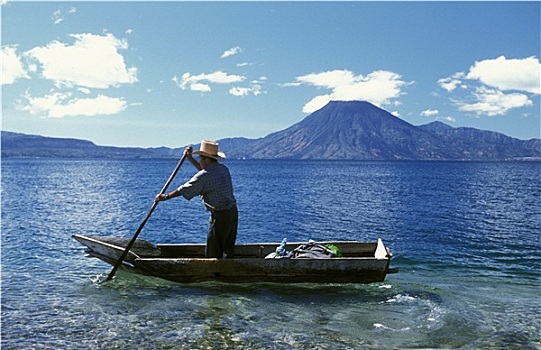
left=217, top=101, right=540, bottom=160
left=2, top=101, right=540, bottom=161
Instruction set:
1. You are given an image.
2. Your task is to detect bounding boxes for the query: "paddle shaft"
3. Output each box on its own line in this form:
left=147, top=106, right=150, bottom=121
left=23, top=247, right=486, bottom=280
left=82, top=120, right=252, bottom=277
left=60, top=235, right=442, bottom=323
left=104, top=153, right=187, bottom=282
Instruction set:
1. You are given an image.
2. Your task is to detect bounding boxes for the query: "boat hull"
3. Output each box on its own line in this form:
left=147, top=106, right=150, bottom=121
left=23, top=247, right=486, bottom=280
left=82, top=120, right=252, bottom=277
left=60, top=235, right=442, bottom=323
left=137, top=257, right=390, bottom=284
left=72, top=234, right=397, bottom=284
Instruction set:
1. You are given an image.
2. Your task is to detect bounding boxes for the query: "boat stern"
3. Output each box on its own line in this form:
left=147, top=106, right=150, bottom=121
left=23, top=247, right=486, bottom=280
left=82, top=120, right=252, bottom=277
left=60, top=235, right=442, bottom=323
left=375, top=238, right=398, bottom=275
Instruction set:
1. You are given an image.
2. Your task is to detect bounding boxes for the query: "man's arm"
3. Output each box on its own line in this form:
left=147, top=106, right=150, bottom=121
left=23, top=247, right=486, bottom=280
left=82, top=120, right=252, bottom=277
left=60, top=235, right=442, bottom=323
left=185, top=146, right=202, bottom=171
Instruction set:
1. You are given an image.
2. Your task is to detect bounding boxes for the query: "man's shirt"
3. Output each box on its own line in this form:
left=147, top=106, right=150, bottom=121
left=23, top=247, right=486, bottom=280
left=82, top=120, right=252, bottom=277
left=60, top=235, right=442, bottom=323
left=177, top=162, right=236, bottom=211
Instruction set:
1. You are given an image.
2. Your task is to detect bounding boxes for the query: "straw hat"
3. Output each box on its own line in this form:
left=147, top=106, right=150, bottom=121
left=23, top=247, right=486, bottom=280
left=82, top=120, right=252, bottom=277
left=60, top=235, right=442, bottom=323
left=193, top=140, right=226, bottom=160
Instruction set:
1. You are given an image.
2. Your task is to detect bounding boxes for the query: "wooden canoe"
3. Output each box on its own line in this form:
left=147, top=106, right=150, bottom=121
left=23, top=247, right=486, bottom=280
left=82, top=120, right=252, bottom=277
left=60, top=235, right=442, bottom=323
left=72, top=234, right=398, bottom=284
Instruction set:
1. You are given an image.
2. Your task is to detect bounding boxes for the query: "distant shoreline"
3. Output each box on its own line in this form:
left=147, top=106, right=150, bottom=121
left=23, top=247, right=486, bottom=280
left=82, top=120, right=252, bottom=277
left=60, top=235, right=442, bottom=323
left=2, top=102, right=540, bottom=161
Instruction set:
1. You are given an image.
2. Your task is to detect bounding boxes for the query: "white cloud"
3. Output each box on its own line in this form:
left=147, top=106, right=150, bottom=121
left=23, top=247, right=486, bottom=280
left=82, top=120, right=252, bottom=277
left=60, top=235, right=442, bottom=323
left=52, top=9, right=64, bottom=24
left=25, top=33, right=138, bottom=89
left=18, top=91, right=128, bottom=118
left=52, top=7, right=76, bottom=25
left=1, top=46, right=29, bottom=85
left=237, top=62, right=255, bottom=67
left=421, top=109, right=439, bottom=117
left=441, top=116, right=456, bottom=123
left=296, top=70, right=356, bottom=89
left=293, top=69, right=410, bottom=113
left=229, top=87, right=250, bottom=96
left=190, top=83, right=212, bottom=92
left=221, top=46, right=242, bottom=59
left=229, top=84, right=263, bottom=97
left=6, top=33, right=136, bottom=119
left=175, top=70, right=264, bottom=97
left=439, top=56, right=540, bottom=117
left=302, top=94, right=334, bottom=114
left=437, top=73, right=466, bottom=92
left=175, top=70, right=245, bottom=92
left=466, top=56, right=540, bottom=94
left=457, top=86, right=532, bottom=117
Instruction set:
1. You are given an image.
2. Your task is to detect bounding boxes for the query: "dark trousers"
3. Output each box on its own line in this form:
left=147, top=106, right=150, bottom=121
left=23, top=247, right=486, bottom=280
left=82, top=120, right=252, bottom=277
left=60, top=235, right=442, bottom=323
left=206, top=205, right=238, bottom=258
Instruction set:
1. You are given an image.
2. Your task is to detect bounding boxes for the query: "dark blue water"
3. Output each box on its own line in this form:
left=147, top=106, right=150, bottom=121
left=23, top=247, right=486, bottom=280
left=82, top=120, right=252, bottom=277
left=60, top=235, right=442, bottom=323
left=2, top=159, right=540, bottom=349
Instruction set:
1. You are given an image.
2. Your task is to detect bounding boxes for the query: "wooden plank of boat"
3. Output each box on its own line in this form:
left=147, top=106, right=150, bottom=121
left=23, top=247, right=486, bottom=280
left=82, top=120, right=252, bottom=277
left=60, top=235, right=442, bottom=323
left=136, top=256, right=391, bottom=284
left=72, top=234, right=397, bottom=284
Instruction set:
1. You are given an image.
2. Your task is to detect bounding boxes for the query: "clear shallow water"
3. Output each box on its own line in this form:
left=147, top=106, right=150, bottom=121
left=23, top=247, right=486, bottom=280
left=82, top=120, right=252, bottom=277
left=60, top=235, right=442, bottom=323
left=1, top=159, right=540, bottom=349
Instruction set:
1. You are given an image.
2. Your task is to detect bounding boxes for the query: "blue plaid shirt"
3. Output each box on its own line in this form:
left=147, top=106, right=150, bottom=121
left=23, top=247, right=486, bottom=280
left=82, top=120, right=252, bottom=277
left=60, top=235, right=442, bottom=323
left=177, top=162, right=236, bottom=211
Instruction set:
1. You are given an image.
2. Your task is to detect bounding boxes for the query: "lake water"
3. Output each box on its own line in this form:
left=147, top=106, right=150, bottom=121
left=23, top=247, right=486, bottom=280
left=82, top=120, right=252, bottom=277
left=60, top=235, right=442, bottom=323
left=1, top=158, right=540, bottom=349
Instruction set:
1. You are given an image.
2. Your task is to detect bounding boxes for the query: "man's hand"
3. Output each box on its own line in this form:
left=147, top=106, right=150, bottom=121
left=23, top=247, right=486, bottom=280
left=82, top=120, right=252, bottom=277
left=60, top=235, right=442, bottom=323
left=184, top=146, right=193, bottom=157
left=155, top=193, right=168, bottom=202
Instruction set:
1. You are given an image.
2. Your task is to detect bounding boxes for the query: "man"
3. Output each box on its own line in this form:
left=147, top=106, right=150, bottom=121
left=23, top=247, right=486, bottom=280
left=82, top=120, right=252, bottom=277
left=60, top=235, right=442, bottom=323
left=155, top=140, right=238, bottom=258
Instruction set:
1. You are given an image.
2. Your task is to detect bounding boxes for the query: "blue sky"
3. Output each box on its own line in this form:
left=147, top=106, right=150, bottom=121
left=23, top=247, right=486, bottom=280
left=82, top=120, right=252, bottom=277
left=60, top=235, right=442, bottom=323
left=2, top=1, right=540, bottom=148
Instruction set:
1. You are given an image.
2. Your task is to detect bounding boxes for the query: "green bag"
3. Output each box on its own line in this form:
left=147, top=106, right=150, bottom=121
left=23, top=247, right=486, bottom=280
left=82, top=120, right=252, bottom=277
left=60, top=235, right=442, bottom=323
left=325, top=244, right=343, bottom=257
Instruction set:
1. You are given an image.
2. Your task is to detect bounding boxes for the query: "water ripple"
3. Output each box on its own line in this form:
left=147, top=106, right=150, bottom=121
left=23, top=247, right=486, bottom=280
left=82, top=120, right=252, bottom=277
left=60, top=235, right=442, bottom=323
left=2, top=159, right=540, bottom=349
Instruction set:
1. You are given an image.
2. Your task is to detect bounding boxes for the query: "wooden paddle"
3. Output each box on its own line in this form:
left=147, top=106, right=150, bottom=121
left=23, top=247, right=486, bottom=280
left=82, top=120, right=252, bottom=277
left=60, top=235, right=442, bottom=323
left=103, top=151, right=188, bottom=282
